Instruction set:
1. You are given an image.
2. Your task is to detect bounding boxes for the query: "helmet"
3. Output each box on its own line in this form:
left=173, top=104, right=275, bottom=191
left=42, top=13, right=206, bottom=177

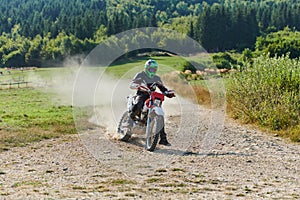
left=144, top=59, right=158, bottom=78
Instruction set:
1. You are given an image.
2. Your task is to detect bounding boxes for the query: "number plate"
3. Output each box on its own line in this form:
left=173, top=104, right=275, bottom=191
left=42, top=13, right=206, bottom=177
left=154, top=99, right=161, bottom=106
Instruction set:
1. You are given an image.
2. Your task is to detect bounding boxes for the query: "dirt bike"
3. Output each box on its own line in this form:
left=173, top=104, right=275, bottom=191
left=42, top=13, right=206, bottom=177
left=117, top=82, right=175, bottom=151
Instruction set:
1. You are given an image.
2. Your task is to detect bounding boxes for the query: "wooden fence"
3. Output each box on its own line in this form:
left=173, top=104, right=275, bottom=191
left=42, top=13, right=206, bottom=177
left=0, top=76, right=31, bottom=89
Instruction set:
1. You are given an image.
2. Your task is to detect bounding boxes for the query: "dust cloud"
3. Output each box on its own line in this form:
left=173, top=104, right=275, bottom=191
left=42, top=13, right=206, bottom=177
left=46, top=64, right=132, bottom=132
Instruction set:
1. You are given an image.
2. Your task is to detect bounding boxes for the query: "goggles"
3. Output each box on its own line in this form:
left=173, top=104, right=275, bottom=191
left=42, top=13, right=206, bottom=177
left=148, top=67, right=157, bottom=73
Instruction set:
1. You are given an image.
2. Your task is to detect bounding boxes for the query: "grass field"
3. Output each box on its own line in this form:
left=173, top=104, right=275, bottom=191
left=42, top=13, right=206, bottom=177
left=106, top=55, right=213, bottom=77
left=0, top=88, right=76, bottom=151
left=106, top=56, right=186, bottom=78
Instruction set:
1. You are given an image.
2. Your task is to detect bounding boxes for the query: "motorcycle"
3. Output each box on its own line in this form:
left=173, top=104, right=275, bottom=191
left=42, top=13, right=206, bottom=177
left=117, top=81, right=175, bottom=151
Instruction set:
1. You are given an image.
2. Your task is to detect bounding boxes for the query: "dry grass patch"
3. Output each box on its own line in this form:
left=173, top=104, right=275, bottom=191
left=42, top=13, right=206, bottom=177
left=110, top=179, right=137, bottom=185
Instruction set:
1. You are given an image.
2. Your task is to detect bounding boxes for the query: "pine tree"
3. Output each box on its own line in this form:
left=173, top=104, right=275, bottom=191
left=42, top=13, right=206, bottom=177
left=187, top=21, right=194, bottom=38
left=150, top=14, right=158, bottom=27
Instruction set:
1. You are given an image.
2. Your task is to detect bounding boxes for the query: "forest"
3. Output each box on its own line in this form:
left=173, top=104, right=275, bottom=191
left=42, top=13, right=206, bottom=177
left=0, top=0, right=300, bottom=67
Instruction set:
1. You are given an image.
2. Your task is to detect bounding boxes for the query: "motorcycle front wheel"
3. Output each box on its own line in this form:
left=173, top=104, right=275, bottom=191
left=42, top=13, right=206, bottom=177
left=117, top=111, right=132, bottom=142
left=145, top=115, right=163, bottom=151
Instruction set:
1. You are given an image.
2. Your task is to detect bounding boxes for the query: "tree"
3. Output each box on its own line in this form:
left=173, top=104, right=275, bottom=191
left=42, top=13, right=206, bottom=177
left=0, top=24, right=30, bottom=67
left=94, top=25, right=107, bottom=44
left=150, top=14, right=158, bottom=27
left=187, top=21, right=194, bottom=38
left=25, top=35, right=43, bottom=66
left=176, top=1, right=189, bottom=16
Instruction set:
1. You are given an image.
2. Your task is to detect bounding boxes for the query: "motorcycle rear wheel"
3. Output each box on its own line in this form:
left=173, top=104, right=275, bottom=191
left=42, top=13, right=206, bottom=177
left=117, top=111, right=132, bottom=142
left=145, top=115, right=163, bottom=151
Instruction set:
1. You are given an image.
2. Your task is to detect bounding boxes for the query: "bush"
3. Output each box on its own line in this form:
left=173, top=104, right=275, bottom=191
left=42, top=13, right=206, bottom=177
left=227, top=54, right=300, bottom=141
left=212, top=52, right=237, bottom=69
left=180, top=60, right=197, bottom=73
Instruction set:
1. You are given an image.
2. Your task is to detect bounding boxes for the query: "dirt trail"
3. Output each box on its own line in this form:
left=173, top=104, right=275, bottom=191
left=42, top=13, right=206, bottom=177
left=0, top=105, right=299, bottom=199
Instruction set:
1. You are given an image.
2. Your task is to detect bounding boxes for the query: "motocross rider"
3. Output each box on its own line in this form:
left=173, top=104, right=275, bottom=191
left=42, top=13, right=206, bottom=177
left=129, top=59, right=174, bottom=146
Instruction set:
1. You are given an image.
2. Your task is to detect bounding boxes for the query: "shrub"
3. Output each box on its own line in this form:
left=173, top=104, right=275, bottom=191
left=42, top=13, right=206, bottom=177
left=212, top=52, right=237, bottom=69
left=180, top=60, right=206, bottom=73
left=227, top=54, right=300, bottom=140
left=180, top=60, right=197, bottom=73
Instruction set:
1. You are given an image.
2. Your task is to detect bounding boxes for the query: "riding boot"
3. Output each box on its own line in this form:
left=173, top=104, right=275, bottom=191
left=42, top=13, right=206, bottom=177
left=159, top=127, right=171, bottom=146
left=129, top=111, right=136, bottom=120
left=130, top=110, right=141, bottom=122
left=130, top=95, right=145, bottom=121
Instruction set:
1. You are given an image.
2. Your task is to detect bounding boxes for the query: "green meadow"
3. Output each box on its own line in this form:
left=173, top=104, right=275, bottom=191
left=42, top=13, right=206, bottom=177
left=0, top=88, right=75, bottom=151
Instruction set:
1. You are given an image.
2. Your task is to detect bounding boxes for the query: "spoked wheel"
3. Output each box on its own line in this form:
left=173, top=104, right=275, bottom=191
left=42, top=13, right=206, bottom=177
left=145, top=115, right=163, bottom=151
left=117, top=111, right=132, bottom=142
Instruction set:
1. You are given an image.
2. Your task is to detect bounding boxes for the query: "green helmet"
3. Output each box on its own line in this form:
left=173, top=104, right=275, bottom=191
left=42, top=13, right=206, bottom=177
left=144, top=59, right=158, bottom=78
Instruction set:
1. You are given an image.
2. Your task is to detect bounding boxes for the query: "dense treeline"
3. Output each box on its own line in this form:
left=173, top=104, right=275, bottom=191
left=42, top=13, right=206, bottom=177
left=0, top=0, right=107, bottom=39
left=195, top=0, right=300, bottom=51
left=0, top=25, right=96, bottom=67
left=1, top=0, right=300, bottom=67
left=0, top=0, right=214, bottom=39
left=195, top=2, right=259, bottom=51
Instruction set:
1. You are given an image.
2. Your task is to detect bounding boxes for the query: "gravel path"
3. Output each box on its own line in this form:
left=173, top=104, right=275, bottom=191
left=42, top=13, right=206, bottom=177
left=0, top=106, right=299, bottom=199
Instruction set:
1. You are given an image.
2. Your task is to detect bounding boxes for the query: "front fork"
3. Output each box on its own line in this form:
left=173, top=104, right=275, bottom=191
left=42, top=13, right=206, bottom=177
left=145, top=108, right=152, bottom=138
left=145, top=106, right=165, bottom=138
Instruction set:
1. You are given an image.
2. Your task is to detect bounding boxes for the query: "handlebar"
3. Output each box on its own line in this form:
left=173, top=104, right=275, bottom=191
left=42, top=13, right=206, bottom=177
left=138, top=80, right=158, bottom=93
left=133, top=79, right=175, bottom=98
